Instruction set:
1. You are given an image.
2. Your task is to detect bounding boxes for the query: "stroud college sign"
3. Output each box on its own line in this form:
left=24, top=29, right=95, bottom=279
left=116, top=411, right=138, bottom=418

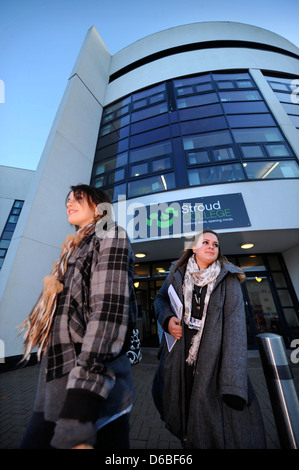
left=119, top=192, right=251, bottom=240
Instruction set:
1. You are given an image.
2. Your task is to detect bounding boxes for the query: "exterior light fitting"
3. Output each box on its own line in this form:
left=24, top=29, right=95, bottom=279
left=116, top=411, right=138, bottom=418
left=135, top=253, right=146, bottom=258
left=241, top=243, right=254, bottom=249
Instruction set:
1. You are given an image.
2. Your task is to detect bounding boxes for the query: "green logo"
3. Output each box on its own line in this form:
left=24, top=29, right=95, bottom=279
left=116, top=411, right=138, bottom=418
left=146, top=207, right=179, bottom=228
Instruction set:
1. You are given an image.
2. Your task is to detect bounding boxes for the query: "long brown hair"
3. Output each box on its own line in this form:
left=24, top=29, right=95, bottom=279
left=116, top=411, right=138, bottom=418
left=66, top=184, right=112, bottom=229
left=175, top=229, right=225, bottom=270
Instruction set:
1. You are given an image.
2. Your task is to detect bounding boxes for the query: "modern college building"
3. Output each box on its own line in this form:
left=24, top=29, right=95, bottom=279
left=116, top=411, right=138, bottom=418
left=1, top=22, right=299, bottom=361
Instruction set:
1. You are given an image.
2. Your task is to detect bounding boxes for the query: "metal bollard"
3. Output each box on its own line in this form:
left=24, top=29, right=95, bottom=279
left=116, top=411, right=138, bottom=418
left=257, top=333, right=299, bottom=449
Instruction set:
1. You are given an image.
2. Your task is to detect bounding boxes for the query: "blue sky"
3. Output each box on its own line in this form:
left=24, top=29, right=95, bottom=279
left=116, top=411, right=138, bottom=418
left=1, top=0, right=298, bottom=170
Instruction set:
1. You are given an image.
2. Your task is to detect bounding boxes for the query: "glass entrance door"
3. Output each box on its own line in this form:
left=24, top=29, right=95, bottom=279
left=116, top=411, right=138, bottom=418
left=243, top=274, right=287, bottom=347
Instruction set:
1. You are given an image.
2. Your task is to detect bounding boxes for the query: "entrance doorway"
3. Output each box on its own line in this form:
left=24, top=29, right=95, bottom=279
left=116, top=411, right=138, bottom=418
left=133, top=254, right=299, bottom=349
left=243, top=274, right=287, bottom=348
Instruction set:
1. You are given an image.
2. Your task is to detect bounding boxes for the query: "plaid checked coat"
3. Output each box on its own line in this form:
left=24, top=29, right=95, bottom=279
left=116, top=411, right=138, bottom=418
left=33, top=223, right=137, bottom=430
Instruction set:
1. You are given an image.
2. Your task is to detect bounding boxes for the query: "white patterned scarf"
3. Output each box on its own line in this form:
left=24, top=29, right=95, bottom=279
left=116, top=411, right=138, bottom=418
left=183, top=255, right=221, bottom=365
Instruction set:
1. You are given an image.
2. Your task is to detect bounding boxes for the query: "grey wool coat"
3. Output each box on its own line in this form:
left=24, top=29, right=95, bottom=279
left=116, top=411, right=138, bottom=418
left=152, top=260, right=266, bottom=449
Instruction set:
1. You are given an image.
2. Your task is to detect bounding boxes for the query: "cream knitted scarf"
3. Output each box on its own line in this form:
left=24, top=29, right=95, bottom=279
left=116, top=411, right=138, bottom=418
left=18, top=223, right=95, bottom=362
left=183, top=255, right=221, bottom=365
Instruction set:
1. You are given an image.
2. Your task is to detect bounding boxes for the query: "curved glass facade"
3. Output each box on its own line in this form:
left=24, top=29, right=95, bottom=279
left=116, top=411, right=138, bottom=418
left=91, top=70, right=299, bottom=201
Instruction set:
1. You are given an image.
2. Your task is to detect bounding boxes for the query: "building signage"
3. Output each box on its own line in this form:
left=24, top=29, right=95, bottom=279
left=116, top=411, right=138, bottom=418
left=126, top=192, right=250, bottom=240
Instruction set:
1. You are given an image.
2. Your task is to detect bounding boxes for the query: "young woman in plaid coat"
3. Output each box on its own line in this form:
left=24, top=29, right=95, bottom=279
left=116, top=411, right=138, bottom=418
left=20, top=185, right=137, bottom=449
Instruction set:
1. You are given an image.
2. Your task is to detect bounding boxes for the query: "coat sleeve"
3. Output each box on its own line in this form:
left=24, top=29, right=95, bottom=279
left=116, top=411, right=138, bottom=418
left=154, top=267, right=177, bottom=331
left=219, top=274, right=248, bottom=404
left=59, top=226, right=131, bottom=422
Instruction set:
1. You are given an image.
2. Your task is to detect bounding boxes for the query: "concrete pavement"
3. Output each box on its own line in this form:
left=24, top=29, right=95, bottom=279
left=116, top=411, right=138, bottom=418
left=0, top=347, right=298, bottom=450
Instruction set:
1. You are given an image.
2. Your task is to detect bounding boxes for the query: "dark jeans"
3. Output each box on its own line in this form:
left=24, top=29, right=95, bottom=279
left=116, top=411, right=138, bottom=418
left=20, top=411, right=130, bottom=449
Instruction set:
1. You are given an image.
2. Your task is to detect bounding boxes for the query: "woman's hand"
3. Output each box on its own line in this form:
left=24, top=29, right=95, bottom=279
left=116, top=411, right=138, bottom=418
left=168, top=316, right=182, bottom=340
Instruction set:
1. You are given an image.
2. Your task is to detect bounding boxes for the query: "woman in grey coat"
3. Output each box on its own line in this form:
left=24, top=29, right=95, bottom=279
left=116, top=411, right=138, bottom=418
left=152, top=230, right=266, bottom=449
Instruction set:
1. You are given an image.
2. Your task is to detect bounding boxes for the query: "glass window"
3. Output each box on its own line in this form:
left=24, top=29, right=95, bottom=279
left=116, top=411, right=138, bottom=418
left=130, top=126, right=170, bottom=148
left=130, top=141, right=171, bottom=163
left=289, top=115, right=299, bottom=127
left=99, top=115, right=130, bottom=136
left=109, top=183, right=127, bottom=202
left=1, top=231, right=13, bottom=240
left=227, top=114, right=275, bottom=128
left=94, top=153, right=128, bottom=175
left=132, top=83, right=166, bottom=101
left=94, top=175, right=106, bottom=187
left=8, top=215, right=19, bottom=223
left=128, top=173, right=175, bottom=198
left=232, top=127, right=283, bottom=143
left=219, top=90, right=262, bottom=102
left=14, top=201, right=24, bottom=208
left=131, top=102, right=168, bottom=122
left=177, top=92, right=219, bottom=108
left=152, top=157, right=172, bottom=172
left=130, top=114, right=169, bottom=135
left=241, top=145, right=265, bottom=159
left=97, top=127, right=130, bottom=149
left=272, top=272, right=287, bottom=288
left=0, top=240, right=10, bottom=249
left=102, top=96, right=131, bottom=119
left=174, top=74, right=211, bottom=87
left=180, top=116, right=227, bottom=135
left=131, top=162, right=149, bottom=177
left=176, top=82, right=213, bottom=95
left=267, top=254, right=281, bottom=270
left=217, top=80, right=235, bottom=89
left=183, top=130, right=232, bottom=150
left=239, top=255, right=266, bottom=271
left=222, top=101, right=268, bottom=114
left=212, top=147, right=237, bottom=161
left=179, top=103, right=223, bottom=121
left=132, top=99, right=147, bottom=110
left=281, top=102, right=299, bottom=116
left=188, top=163, right=245, bottom=186
left=150, top=93, right=165, bottom=104
left=283, top=308, right=299, bottom=327
left=195, top=83, right=214, bottom=93
left=95, top=139, right=129, bottom=160
left=187, top=150, right=210, bottom=165
left=265, top=144, right=292, bottom=157
left=109, top=168, right=125, bottom=183
left=269, top=81, right=290, bottom=91
left=273, top=92, right=294, bottom=104
left=152, top=261, right=172, bottom=276
left=244, top=160, right=299, bottom=179
left=134, top=263, right=150, bottom=278
left=236, top=79, right=255, bottom=88
left=277, top=290, right=293, bottom=307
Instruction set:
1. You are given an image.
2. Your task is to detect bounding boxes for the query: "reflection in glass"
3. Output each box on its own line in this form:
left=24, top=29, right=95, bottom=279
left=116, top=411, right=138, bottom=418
left=244, top=160, right=299, bottom=179
left=128, top=173, right=175, bottom=198
left=130, top=141, right=171, bottom=163
left=183, top=130, right=232, bottom=150
left=232, top=127, right=283, bottom=142
left=239, top=255, right=266, bottom=271
left=188, top=163, right=244, bottom=185
left=241, top=145, right=264, bottom=159
left=219, top=90, right=262, bottom=102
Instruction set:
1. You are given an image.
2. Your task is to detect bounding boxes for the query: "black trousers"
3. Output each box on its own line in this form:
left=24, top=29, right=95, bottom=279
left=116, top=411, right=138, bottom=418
left=20, top=411, right=130, bottom=449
